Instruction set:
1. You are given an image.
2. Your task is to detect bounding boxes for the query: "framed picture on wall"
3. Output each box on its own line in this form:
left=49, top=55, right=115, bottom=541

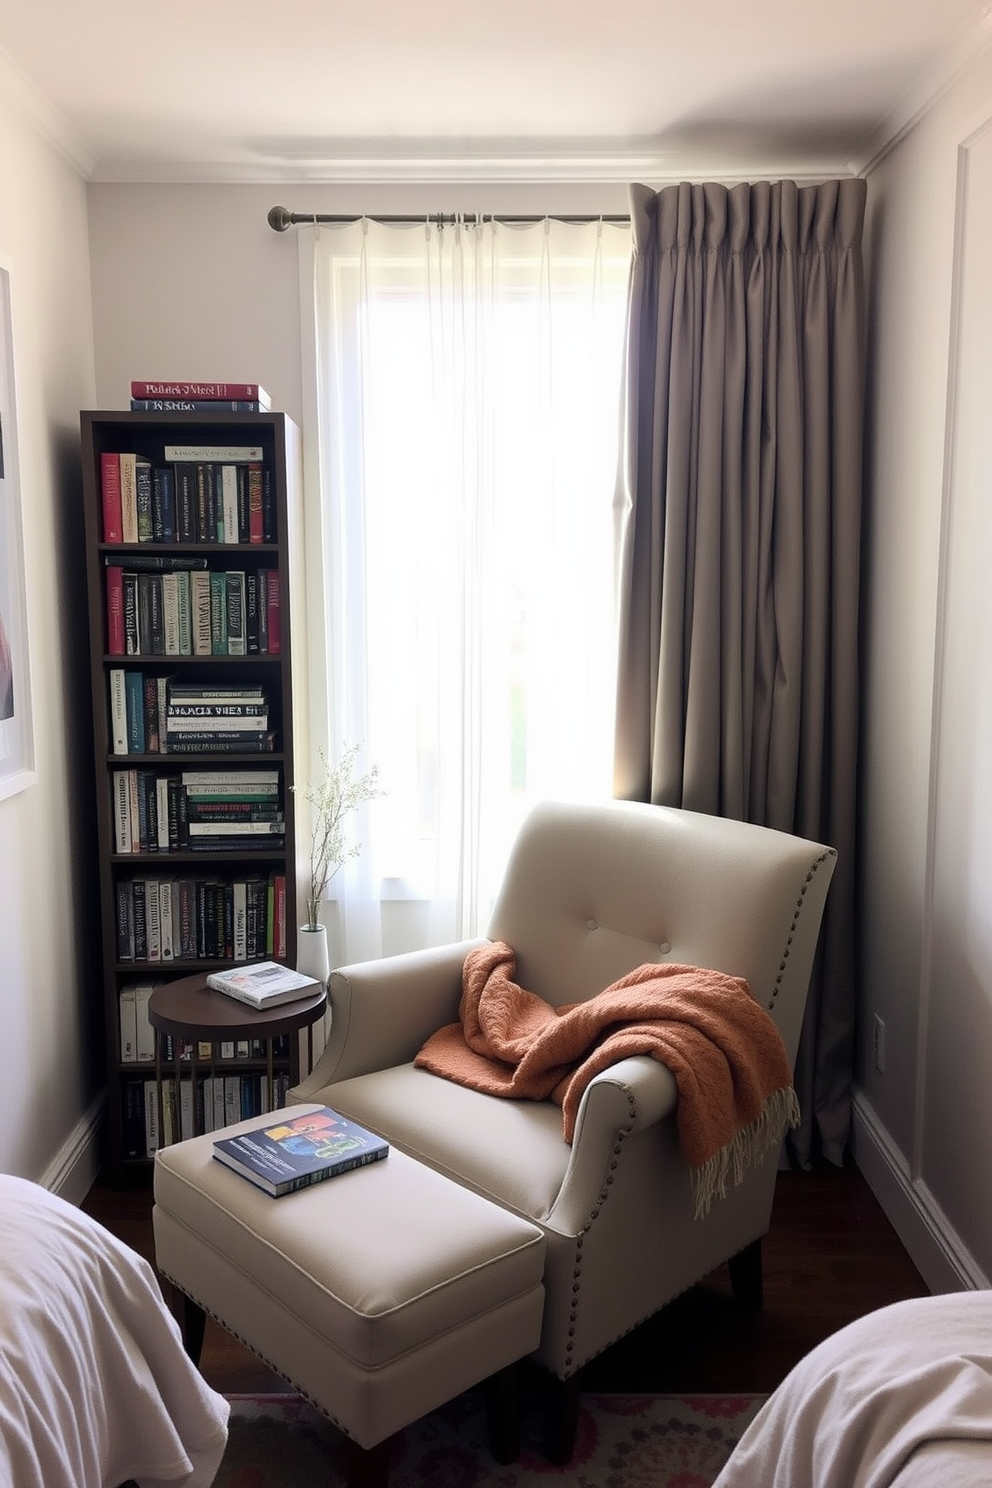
left=0, top=259, right=35, bottom=799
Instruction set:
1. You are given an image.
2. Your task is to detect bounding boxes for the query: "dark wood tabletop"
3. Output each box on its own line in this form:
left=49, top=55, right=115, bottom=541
left=148, top=972, right=327, bottom=1041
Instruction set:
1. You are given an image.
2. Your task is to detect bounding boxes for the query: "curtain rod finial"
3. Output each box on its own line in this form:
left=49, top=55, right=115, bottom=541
left=267, top=205, right=294, bottom=233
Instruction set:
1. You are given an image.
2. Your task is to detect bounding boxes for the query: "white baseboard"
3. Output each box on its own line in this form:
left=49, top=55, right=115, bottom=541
left=38, top=1094, right=105, bottom=1206
left=851, top=1089, right=988, bottom=1293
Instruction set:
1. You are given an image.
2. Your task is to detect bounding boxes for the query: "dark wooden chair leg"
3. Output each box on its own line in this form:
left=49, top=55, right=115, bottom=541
left=543, top=1372, right=581, bottom=1464
left=728, top=1237, right=764, bottom=1310
left=344, top=1434, right=392, bottom=1488
left=483, top=1365, right=520, bottom=1464
left=179, top=1293, right=207, bottom=1365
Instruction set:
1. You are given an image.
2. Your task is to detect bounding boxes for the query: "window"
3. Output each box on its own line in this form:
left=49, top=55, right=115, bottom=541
left=305, top=215, right=631, bottom=961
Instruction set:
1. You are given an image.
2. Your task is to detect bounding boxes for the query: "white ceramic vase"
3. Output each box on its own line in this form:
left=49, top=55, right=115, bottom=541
left=296, top=923, right=330, bottom=990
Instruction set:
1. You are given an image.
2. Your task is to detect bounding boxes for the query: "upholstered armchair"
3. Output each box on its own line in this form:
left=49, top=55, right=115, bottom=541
left=292, top=799, right=836, bottom=1458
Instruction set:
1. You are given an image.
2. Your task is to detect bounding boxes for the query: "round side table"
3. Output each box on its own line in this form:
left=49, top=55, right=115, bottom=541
left=148, top=973, right=327, bottom=1144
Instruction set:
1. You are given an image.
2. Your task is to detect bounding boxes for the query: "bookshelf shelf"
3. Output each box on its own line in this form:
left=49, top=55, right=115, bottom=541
left=80, top=409, right=304, bottom=1179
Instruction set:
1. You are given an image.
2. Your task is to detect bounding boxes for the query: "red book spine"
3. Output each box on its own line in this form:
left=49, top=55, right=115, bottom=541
left=130, top=380, right=267, bottom=400
left=143, top=674, right=160, bottom=753
left=264, top=569, right=281, bottom=654
left=106, top=566, right=125, bottom=654
left=101, top=452, right=123, bottom=543
left=247, top=463, right=264, bottom=544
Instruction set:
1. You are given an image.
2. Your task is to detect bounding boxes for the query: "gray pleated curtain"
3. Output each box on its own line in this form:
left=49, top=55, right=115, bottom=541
left=614, top=178, right=867, bottom=1165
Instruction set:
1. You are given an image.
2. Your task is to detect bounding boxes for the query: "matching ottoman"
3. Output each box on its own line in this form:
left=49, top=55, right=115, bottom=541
left=153, top=1104, right=546, bottom=1488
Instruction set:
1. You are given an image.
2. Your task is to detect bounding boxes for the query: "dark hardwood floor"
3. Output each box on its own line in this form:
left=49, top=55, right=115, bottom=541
left=82, top=1153, right=928, bottom=1399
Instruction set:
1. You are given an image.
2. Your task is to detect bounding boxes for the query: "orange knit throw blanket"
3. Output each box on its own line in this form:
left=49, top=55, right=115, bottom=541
left=414, top=940, right=800, bottom=1217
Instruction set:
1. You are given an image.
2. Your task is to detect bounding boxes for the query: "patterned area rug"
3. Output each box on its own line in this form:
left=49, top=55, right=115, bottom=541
left=215, top=1391, right=764, bottom=1487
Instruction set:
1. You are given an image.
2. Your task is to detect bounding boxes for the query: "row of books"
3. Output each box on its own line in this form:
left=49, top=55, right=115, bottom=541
left=109, top=674, right=276, bottom=757
left=123, top=1069, right=291, bottom=1158
left=119, top=979, right=290, bottom=1064
left=115, top=870, right=287, bottom=964
left=101, top=446, right=276, bottom=546
left=105, top=562, right=281, bottom=660
left=112, top=767, right=283, bottom=855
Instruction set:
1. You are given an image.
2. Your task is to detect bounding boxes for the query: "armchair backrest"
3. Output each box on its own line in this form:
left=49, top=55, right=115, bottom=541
left=487, top=799, right=836, bottom=1062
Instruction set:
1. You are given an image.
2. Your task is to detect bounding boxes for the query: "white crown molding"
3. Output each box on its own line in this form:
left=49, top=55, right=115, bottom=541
left=850, top=4, right=992, bottom=175
left=89, top=147, right=855, bottom=187
left=0, top=42, right=95, bottom=179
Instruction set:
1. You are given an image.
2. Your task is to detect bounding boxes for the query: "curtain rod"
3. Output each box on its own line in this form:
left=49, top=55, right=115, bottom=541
left=267, top=205, right=630, bottom=232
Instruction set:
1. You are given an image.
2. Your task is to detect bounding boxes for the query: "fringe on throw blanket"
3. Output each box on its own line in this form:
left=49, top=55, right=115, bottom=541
left=691, top=1083, right=801, bottom=1219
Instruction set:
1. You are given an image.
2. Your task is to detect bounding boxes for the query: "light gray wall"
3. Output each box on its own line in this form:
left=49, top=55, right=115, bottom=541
left=87, top=181, right=631, bottom=422
left=88, top=185, right=308, bottom=423
left=856, top=46, right=992, bottom=1289
left=0, top=91, right=101, bottom=1193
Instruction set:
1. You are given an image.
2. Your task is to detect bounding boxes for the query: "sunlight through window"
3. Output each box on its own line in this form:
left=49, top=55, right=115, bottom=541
left=310, top=218, right=630, bottom=958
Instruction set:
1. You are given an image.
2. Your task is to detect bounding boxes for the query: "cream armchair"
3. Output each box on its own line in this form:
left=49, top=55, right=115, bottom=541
left=292, top=799, right=836, bottom=1459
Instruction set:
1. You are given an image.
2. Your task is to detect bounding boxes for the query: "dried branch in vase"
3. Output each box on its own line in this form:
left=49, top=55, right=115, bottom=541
left=291, top=743, right=382, bottom=930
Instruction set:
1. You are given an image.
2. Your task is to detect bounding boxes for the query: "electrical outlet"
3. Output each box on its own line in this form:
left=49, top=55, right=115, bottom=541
left=873, top=1015, right=886, bottom=1073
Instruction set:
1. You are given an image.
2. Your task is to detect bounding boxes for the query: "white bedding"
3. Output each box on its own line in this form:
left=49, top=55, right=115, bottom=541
left=713, top=1290, right=992, bottom=1488
left=0, top=1175, right=229, bottom=1488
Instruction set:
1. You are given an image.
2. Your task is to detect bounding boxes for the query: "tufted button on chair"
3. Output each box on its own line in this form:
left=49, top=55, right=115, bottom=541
left=291, top=799, right=836, bottom=1461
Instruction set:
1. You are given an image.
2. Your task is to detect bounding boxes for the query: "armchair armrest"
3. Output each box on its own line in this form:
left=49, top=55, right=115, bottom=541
left=292, top=938, right=485, bottom=1096
left=548, top=1055, right=678, bottom=1233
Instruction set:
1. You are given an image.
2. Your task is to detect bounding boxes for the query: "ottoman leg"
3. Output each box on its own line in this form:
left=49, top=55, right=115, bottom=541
left=484, top=1365, right=520, bottom=1464
left=344, top=1434, right=392, bottom=1488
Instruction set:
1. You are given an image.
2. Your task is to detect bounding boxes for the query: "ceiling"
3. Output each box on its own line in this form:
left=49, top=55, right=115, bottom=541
left=0, top=0, right=989, bottom=183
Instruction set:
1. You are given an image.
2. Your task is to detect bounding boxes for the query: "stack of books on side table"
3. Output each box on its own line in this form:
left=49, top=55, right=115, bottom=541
left=206, top=960, right=320, bottom=1009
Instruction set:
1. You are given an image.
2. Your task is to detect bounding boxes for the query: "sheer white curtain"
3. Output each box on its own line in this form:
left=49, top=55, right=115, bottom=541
left=305, top=215, right=631, bottom=965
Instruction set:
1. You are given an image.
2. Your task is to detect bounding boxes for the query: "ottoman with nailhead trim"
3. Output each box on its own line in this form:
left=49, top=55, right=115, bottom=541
left=152, top=1104, right=546, bottom=1488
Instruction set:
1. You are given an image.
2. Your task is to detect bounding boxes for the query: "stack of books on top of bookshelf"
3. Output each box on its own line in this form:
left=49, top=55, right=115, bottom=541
left=129, top=380, right=271, bottom=414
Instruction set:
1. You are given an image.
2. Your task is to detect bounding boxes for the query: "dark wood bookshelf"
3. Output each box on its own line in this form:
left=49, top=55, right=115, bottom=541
left=79, top=410, right=304, bottom=1182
